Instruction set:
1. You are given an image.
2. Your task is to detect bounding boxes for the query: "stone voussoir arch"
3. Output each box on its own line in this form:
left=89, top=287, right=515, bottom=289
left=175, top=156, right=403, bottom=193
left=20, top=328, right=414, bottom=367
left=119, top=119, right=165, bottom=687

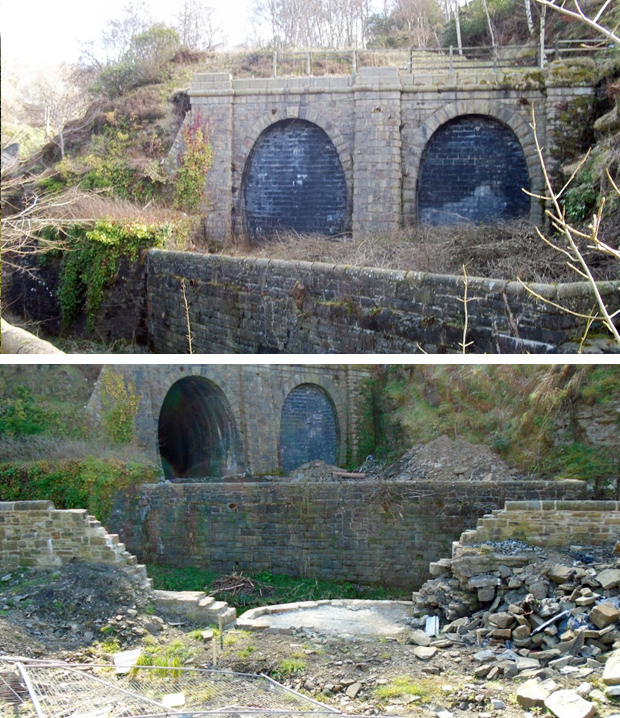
left=408, top=100, right=544, bottom=224
left=276, top=372, right=346, bottom=467
left=151, top=366, right=245, bottom=449
left=234, top=110, right=354, bottom=233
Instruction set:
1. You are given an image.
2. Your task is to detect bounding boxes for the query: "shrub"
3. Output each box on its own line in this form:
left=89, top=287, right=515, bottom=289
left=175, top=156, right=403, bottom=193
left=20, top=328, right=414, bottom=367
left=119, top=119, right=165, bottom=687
left=0, top=457, right=158, bottom=523
left=101, top=371, right=140, bottom=445
left=173, top=111, right=213, bottom=213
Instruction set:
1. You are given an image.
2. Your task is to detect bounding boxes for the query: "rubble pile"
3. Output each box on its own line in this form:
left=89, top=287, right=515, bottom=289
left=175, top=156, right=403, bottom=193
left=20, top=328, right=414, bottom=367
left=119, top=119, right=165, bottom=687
left=385, top=436, right=528, bottom=482
left=410, top=540, right=620, bottom=715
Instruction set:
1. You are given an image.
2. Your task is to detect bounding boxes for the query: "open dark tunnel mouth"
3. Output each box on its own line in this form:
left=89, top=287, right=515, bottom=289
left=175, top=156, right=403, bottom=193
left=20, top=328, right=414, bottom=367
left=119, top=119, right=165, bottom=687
left=158, top=376, right=241, bottom=480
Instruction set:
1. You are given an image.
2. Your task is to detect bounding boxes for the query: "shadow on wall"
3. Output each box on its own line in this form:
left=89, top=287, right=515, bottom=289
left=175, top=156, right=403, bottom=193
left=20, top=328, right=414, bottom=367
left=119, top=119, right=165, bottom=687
left=157, top=376, right=243, bottom=479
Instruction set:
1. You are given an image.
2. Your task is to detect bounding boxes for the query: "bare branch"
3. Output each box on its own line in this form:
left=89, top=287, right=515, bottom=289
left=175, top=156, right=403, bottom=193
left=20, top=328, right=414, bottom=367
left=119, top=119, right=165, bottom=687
left=533, top=0, right=620, bottom=47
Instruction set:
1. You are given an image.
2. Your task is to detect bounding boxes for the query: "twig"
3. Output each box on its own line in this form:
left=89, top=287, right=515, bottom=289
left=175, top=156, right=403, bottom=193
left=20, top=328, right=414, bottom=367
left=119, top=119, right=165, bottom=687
left=519, top=108, right=620, bottom=347
left=457, top=264, right=475, bottom=353
left=181, top=279, right=193, bottom=354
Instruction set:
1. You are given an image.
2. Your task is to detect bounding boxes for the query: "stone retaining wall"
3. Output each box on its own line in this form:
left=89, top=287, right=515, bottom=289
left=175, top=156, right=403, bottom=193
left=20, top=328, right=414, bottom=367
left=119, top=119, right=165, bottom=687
left=109, top=479, right=589, bottom=589
left=460, top=499, right=620, bottom=548
left=147, top=251, right=620, bottom=353
left=0, top=501, right=150, bottom=587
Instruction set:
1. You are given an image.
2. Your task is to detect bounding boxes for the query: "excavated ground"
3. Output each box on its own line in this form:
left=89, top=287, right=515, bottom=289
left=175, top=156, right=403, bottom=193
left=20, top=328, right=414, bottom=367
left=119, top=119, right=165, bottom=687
left=1, top=554, right=619, bottom=718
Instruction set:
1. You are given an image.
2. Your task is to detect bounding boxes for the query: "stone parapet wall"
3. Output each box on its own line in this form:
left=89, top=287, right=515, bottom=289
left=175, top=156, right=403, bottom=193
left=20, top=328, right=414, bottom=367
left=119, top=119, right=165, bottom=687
left=459, top=499, right=620, bottom=547
left=109, top=479, right=589, bottom=589
left=0, top=501, right=150, bottom=587
left=147, top=251, right=620, bottom=354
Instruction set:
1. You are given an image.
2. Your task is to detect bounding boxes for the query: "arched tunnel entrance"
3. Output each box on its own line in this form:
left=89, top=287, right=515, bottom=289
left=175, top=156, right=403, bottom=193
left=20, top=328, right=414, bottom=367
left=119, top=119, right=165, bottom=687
left=280, top=384, right=340, bottom=473
left=158, top=376, right=242, bottom=479
left=242, top=119, right=348, bottom=239
left=417, top=114, right=531, bottom=225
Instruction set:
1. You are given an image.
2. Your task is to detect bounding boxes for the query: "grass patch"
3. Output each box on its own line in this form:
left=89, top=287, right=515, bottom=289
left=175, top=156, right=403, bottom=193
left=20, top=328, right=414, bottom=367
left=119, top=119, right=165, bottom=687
left=147, top=565, right=409, bottom=611
left=274, top=658, right=307, bottom=679
left=374, top=676, right=432, bottom=701
left=133, top=637, right=198, bottom=676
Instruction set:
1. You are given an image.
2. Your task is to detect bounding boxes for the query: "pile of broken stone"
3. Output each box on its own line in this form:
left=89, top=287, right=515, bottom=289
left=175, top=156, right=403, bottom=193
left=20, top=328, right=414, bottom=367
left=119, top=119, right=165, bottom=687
left=409, top=539, right=620, bottom=717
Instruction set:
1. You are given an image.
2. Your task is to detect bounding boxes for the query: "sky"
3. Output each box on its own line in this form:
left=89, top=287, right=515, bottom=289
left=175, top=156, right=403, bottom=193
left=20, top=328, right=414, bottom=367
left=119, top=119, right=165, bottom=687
left=0, top=0, right=254, bottom=71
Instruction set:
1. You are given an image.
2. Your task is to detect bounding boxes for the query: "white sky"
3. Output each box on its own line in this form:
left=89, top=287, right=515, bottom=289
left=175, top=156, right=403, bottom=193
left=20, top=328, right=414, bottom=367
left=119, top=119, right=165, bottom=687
left=0, top=0, right=254, bottom=71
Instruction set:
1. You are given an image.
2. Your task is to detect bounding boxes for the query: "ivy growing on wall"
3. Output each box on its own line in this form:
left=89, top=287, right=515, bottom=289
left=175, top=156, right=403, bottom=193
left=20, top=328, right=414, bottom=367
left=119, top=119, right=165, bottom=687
left=54, top=220, right=172, bottom=330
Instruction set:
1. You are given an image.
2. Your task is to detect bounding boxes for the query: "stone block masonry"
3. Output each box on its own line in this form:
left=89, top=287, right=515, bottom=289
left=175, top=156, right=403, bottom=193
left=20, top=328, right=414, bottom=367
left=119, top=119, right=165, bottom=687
left=0, top=501, right=152, bottom=589
left=147, top=251, right=620, bottom=354
left=181, top=65, right=595, bottom=240
left=109, top=479, right=588, bottom=590
left=460, top=500, right=620, bottom=548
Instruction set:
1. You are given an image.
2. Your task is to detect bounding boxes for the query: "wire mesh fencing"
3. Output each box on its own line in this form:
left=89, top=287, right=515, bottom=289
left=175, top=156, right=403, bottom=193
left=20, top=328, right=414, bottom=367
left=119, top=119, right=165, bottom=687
left=0, top=658, right=341, bottom=718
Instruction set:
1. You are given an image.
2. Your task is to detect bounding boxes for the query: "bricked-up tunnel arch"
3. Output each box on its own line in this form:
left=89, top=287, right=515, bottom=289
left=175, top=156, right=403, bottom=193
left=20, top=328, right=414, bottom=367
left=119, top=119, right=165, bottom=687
left=417, top=115, right=531, bottom=225
left=280, top=383, right=340, bottom=473
left=158, top=376, right=242, bottom=479
left=242, top=119, right=348, bottom=240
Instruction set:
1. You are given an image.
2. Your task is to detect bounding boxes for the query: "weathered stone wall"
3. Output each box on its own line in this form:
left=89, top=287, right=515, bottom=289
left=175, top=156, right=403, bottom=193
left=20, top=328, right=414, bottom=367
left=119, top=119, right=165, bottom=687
left=109, top=479, right=589, bottom=589
left=87, top=365, right=369, bottom=474
left=178, top=65, right=594, bottom=239
left=460, top=499, right=620, bottom=548
left=4, top=256, right=149, bottom=344
left=147, top=251, right=620, bottom=354
left=0, top=501, right=149, bottom=587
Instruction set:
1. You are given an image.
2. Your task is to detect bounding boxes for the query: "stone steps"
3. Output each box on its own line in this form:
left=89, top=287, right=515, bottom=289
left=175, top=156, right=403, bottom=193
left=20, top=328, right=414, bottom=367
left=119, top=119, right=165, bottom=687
left=152, top=590, right=236, bottom=627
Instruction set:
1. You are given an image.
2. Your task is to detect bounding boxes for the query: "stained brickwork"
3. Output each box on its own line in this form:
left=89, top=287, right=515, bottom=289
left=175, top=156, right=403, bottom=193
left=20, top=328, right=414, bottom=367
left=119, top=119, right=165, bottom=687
left=418, top=115, right=531, bottom=224
left=109, top=479, right=589, bottom=589
left=146, top=251, right=620, bottom=354
left=280, top=384, right=339, bottom=472
left=243, top=119, right=348, bottom=237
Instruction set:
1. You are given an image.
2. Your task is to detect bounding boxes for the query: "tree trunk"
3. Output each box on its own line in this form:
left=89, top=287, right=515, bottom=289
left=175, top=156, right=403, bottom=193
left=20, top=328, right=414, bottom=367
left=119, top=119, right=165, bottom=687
left=524, top=0, right=534, bottom=35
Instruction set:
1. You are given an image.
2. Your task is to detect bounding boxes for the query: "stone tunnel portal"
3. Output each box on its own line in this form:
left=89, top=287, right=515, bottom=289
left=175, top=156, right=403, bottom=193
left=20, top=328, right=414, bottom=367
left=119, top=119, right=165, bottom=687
left=417, top=114, right=531, bottom=225
left=242, top=119, right=348, bottom=240
left=158, top=376, right=242, bottom=479
left=280, top=383, right=340, bottom=473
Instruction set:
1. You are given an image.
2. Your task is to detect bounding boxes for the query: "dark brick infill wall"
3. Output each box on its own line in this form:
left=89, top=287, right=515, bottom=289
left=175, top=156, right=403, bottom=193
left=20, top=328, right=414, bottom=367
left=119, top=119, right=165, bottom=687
left=147, top=250, right=620, bottom=354
left=109, top=479, right=589, bottom=589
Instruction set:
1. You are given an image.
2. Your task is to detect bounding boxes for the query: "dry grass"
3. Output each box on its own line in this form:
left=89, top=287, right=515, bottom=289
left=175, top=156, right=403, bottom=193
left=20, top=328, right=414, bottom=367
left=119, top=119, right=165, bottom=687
left=0, top=434, right=155, bottom=464
left=48, top=189, right=182, bottom=224
left=215, top=220, right=618, bottom=283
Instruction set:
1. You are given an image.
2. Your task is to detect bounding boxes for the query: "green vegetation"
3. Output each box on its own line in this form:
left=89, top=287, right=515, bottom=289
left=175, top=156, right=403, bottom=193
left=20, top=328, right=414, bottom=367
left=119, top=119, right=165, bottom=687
left=91, top=24, right=181, bottom=100
left=274, top=658, right=307, bottom=679
left=0, top=385, right=50, bottom=437
left=133, top=636, right=198, bottom=676
left=54, top=220, right=172, bottom=330
left=0, top=458, right=158, bottom=523
left=146, top=565, right=409, bottom=610
left=364, top=365, right=620, bottom=495
left=374, top=676, right=431, bottom=700
left=173, top=111, right=214, bottom=212
left=101, top=371, right=140, bottom=445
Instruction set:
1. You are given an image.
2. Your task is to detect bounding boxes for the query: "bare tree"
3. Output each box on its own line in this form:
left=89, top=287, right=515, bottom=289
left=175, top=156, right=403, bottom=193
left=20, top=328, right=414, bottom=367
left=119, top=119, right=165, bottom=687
left=253, top=0, right=371, bottom=48
left=23, top=66, right=90, bottom=158
left=524, top=0, right=535, bottom=36
left=79, top=0, right=152, bottom=70
left=175, top=0, right=223, bottom=50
